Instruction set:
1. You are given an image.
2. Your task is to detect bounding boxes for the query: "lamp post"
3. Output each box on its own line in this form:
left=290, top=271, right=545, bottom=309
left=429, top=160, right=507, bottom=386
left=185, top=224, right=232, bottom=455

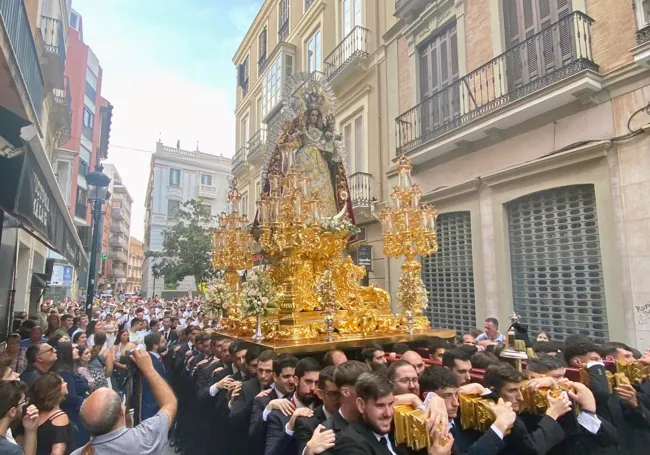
left=85, top=165, right=111, bottom=318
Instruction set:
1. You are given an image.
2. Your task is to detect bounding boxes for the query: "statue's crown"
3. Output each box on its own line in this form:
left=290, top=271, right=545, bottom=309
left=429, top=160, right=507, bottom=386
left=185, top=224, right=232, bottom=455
left=302, top=87, right=326, bottom=112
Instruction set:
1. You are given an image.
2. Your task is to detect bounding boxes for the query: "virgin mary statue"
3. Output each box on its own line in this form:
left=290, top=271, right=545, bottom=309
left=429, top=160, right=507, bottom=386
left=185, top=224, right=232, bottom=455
left=260, top=74, right=355, bottom=223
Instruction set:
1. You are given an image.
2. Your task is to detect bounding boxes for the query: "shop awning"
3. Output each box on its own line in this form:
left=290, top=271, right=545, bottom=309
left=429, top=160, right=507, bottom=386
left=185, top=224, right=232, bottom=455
left=0, top=107, right=88, bottom=271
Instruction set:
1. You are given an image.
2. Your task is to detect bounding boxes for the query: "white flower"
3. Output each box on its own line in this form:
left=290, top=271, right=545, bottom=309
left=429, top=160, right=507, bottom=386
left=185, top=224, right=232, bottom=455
left=249, top=289, right=257, bottom=297
left=261, top=297, right=269, bottom=304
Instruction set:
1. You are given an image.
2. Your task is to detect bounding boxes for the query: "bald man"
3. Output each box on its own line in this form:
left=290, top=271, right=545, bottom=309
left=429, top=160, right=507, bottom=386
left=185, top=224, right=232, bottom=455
left=401, top=350, right=426, bottom=377
left=71, top=349, right=177, bottom=454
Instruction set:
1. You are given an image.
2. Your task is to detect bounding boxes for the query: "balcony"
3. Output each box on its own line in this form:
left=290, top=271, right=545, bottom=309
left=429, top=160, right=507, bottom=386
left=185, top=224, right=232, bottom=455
left=632, top=0, right=650, bottom=66
left=0, top=0, right=45, bottom=121
left=74, top=202, right=87, bottom=219
left=394, top=0, right=430, bottom=23
left=197, top=182, right=218, bottom=199
left=110, top=220, right=128, bottom=233
left=111, top=266, right=126, bottom=278
left=109, top=235, right=128, bottom=249
left=50, top=76, right=71, bottom=141
left=232, top=146, right=248, bottom=174
left=396, top=12, right=599, bottom=159
left=111, top=248, right=128, bottom=264
left=247, top=126, right=267, bottom=165
left=325, top=26, right=369, bottom=85
left=38, top=15, right=66, bottom=89
left=111, top=205, right=127, bottom=221
left=349, top=172, right=375, bottom=223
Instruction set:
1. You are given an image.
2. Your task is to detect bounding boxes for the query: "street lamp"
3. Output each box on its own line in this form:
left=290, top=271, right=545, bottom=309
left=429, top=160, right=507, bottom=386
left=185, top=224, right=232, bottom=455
left=85, top=165, right=111, bottom=318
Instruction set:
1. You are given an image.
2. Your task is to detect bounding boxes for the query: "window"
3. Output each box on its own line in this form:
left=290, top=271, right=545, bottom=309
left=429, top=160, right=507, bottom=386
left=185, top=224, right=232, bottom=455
left=169, top=168, right=181, bottom=187
left=343, top=113, right=364, bottom=173
left=201, top=204, right=212, bottom=216
left=70, top=10, right=80, bottom=30
left=167, top=199, right=181, bottom=220
left=507, top=185, right=608, bottom=343
left=257, top=98, right=263, bottom=130
left=261, top=55, right=283, bottom=119
left=342, top=0, right=362, bottom=36
left=80, top=145, right=91, bottom=164
left=78, top=159, right=89, bottom=177
left=255, top=180, right=262, bottom=201
left=241, top=116, right=250, bottom=150
left=258, top=28, right=267, bottom=67
left=306, top=30, right=322, bottom=73
left=76, top=187, right=87, bottom=204
left=201, top=174, right=213, bottom=186
left=278, top=0, right=290, bottom=42
left=238, top=56, right=250, bottom=98
left=422, top=212, right=476, bottom=333
left=85, top=70, right=97, bottom=100
left=240, top=193, right=249, bottom=219
left=504, top=0, right=571, bottom=89
left=419, top=24, right=459, bottom=133
left=82, top=107, right=94, bottom=139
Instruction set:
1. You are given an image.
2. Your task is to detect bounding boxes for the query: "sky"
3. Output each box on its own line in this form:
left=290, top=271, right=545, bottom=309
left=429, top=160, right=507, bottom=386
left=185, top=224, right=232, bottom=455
left=72, top=0, right=263, bottom=240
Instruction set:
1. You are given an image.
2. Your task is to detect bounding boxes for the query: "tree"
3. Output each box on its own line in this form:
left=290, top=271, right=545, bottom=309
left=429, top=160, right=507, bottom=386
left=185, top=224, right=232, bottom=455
left=145, top=199, right=216, bottom=294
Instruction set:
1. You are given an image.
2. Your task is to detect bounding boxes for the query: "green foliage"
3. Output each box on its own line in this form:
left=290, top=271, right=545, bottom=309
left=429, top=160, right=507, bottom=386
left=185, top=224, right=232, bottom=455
left=145, top=199, right=216, bottom=293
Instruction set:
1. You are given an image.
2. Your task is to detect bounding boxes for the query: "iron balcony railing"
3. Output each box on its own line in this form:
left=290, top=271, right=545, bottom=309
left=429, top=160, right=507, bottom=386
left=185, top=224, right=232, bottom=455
left=0, top=0, right=45, bottom=118
left=232, top=146, right=247, bottom=171
left=325, top=26, right=369, bottom=80
left=247, top=126, right=267, bottom=159
left=40, top=15, right=66, bottom=63
left=637, top=0, right=650, bottom=44
left=350, top=172, right=373, bottom=208
left=396, top=11, right=596, bottom=155
left=52, top=75, right=71, bottom=106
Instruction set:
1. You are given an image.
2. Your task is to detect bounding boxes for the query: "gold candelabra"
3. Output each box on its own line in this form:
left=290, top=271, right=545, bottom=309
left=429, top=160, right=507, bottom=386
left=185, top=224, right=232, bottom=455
left=380, top=156, right=438, bottom=334
left=256, top=144, right=350, bottom=330
left=212, top=177, right=254, bottom=323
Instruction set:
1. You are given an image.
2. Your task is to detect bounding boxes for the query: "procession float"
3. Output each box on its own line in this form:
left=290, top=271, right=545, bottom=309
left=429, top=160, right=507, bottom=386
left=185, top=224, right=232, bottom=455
left=208, top=72, right=455, bottom=353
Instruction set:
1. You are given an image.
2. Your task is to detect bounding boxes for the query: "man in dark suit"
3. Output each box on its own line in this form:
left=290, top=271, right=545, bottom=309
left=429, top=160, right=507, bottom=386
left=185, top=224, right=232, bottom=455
left=419, top=365, right=515, bottom=455
left=295, top=366, right=339, bottom=454
left=265, top=357, right=321, bottom=455
left=330, top=372, right=419, bottom=455
left=160, top=316, right=178, bottom=345
left=483, top=363, right=575, bottom=455
left=249, top=354, right=298, bottom=455
left=138, top=332, right=168, bottom=422
left=316, top=360, right=370, bottom=448
left=230, top=349, right=276, bottom=455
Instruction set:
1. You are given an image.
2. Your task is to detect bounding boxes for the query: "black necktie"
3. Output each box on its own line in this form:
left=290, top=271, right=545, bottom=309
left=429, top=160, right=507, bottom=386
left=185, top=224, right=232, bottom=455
left=378, top=436, right=391, bottom=455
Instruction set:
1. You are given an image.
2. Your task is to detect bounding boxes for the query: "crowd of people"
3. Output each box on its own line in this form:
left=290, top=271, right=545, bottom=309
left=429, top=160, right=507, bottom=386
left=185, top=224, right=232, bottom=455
left=0, top=297, right=649, bottom=455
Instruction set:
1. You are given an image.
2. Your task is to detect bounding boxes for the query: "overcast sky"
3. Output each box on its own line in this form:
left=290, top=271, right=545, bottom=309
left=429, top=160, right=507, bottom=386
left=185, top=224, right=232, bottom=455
left=72, top=0, right=263, bottom=240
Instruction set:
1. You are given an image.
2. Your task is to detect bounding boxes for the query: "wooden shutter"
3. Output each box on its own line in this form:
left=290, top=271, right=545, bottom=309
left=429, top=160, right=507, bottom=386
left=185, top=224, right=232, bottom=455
left=418, top=24, right=459, bottom=135
left=505, top=0, right=572, bottom=89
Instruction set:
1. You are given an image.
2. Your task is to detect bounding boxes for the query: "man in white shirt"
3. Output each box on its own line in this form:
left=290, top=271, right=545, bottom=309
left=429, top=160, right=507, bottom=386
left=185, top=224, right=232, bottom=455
left=475, top=317, right=505, bottom=343
left=72, top=315, right=89, bottom=338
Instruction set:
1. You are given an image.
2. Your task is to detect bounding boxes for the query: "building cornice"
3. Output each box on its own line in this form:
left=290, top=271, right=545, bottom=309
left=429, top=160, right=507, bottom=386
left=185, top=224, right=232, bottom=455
left=233, top=0, right=275, bottom=64
left=482, top=140, right=611, bottom=188
left=421, top=179, right=481, bottom=203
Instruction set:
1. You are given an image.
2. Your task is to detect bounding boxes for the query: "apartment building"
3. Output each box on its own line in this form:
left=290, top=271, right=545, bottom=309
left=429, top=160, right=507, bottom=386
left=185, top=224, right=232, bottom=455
left=232, top=0, right=387, bottom=287
left=53, top=9, right=109, bottom=228
left=103, top=164, right=132, bottom=294
left=0, top=0, right=88, bottom=330
left=379, top=0, right=650, bottom=347
left=141, top=141, right=231, bottom=297
left=127, top=237, right=144, bottom=293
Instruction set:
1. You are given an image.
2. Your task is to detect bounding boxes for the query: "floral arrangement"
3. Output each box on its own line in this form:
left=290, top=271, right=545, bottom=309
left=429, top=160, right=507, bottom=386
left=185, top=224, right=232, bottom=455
left=396, top=272, right=429, bottom=314
left=318, top=217, right=361, bottom=235
left=240, top=270, right=278, bottom=317
left=204, top=275, right=234, bottom=315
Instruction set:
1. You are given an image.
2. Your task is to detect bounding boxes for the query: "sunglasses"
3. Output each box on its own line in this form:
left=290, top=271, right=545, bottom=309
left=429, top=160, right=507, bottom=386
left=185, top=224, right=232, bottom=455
left=38, top=347, right=56, bottom=356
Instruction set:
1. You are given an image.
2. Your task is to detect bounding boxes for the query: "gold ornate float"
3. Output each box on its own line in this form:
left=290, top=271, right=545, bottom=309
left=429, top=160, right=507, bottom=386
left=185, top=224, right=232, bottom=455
left=210, top=72, right=443, bottom=346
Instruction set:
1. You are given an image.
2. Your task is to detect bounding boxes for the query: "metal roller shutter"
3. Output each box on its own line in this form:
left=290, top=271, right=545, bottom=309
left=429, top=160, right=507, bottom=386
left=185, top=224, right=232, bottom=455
left=421, top=211, right=476, bottom=335
left=507, top=185, right=608, bottom=343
